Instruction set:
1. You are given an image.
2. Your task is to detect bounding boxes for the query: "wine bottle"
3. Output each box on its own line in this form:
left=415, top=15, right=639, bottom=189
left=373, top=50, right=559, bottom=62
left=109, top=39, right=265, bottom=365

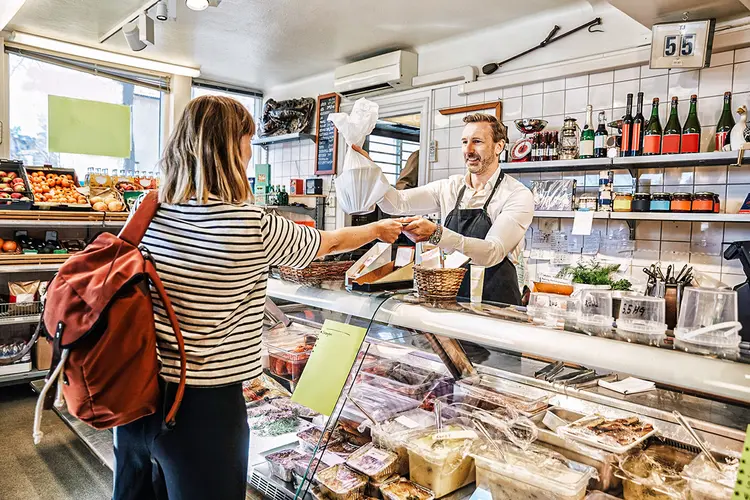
left=662, top=96, right=682, bottom=154
left=643, top=98, right=662, bottom=155
left=621, top=93, right=634, bottom=157
left=594, top=112, right=608, bottom=158
left=716, top=91, right=735, bottom=151
left=580, top=105, right=595, bottom=159
left=539, top=132, right=548, bottom=161
left=631, top=92, right=645, bottom=156
left=531, top=133, right=538, bottom=162
left=552, top=132, right=560, bottom=160
left=681, top=94, right=701, bottom=154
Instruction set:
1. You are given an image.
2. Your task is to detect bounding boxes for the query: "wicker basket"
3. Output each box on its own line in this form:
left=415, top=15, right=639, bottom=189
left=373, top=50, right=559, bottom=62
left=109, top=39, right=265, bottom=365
left=414, top=265, right=467, bottom=300
left=279, top=261, right=354, bottom=286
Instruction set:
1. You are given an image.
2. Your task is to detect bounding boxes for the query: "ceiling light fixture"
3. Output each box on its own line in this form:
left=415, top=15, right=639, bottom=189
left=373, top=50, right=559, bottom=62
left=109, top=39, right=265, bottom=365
left=186, top=0, right=208, bottom=11
left=123, top=14, right=154, bottom=51
left=155, top=0, right=168, bottom=21
left=11, top=31, right=201, bottom=77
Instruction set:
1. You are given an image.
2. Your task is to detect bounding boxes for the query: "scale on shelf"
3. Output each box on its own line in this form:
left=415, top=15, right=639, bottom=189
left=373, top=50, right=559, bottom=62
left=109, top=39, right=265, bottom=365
left=510, top=119, right=547, bottom=162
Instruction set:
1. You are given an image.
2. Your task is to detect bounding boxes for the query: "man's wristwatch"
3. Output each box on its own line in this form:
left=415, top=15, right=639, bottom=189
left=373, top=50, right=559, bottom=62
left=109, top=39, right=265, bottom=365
left=428, top=223, right=443, bottom=245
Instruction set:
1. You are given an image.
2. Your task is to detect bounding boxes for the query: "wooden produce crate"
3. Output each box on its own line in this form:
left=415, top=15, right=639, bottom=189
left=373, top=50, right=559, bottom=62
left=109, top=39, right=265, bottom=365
left=24, top=166, right=91, bottom=211
left=0, top=159, right=33, bottom=210
left=0, top=253, right=71, bottom=267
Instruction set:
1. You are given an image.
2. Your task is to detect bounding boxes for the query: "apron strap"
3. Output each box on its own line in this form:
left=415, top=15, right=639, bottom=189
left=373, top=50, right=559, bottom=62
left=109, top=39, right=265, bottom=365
left=482, top=171, right=505, bottom=211
left=453, top=185, right=467, bottom=213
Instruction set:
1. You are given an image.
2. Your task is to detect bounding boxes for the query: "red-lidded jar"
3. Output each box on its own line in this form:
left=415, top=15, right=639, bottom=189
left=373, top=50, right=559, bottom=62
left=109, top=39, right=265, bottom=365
left=692, top=192, right=715, bottom=213
left=671, top=192, right=693, bottom=212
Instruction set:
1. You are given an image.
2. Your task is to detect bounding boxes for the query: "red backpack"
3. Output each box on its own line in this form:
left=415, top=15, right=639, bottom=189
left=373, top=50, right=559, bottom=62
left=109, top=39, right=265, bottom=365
left=30, top=191, right=187, bottom=442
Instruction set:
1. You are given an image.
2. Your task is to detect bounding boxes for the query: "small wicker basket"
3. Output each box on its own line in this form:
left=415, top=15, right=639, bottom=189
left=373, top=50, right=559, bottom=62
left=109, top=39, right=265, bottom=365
left=414, top=265, right=467, bottom=300
left=279, top=261, right=354, bottom=286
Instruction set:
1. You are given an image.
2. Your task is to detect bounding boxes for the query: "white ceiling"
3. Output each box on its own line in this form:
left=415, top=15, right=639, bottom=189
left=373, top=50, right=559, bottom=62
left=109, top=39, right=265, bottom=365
left=8, top=0, right=582, bottom=91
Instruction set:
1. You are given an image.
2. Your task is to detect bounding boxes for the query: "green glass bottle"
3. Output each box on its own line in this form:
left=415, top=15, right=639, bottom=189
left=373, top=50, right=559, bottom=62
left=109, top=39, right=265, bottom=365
left=681, top=94, right=701, bottom=153
left=579, top=105, right=595, bottom=158
left=643, top=98, right=662, bottom=155
left=716, top=91, right=735, bottom=151
left=662, top=97, right=681, bottom=154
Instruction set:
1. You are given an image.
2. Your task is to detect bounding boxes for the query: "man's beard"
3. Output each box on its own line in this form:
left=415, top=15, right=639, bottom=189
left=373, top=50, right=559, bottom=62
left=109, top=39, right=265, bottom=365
left=465, top=153, right=495, bottom=174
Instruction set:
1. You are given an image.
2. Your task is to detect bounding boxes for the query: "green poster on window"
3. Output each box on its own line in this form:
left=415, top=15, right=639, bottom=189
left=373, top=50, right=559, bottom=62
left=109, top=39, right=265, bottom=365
left=48, top=95, right=131, bottom=158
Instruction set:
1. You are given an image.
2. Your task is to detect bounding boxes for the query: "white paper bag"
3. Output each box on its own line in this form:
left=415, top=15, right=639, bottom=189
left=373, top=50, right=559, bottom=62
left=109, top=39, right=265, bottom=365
left=330, top=98, right=391, bottom=214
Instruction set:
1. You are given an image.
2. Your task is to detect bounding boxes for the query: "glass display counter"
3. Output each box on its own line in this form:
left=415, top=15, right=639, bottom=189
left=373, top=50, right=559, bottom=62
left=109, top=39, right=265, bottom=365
left=255, top=278, right=748, bottom=500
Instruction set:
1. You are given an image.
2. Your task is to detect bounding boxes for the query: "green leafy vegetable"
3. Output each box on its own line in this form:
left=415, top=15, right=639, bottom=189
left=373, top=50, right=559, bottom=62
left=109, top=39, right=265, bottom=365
left=557, top=260, right=631, bottom=290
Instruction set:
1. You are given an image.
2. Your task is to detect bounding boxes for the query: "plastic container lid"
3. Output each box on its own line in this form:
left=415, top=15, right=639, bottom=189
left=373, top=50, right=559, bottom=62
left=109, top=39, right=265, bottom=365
left=264, top=333, right=316, bottom=361
left=616, top=318, right=668, bottom=336
left=344, top=443, right=399, bottom=481
left=359, top=359, right=446, bottom=400
left=406, top=424, right=477, bottom=466
left=371, top=408, right=436, bottom=447
left=471, top=443, right=597, bottom=498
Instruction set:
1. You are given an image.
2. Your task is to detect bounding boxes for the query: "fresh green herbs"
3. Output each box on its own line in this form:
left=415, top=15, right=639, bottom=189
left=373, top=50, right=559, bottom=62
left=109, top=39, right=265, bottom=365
left=557, top=261, right=632, bottom=290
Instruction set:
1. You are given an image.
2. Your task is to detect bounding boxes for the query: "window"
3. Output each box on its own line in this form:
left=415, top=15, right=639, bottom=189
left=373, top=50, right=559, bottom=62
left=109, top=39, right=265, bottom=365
left=367, top=136, right=420, bottom=186
left=8, top=53, right=164, bottom=181
left=191, top=82, right=264, bottom=169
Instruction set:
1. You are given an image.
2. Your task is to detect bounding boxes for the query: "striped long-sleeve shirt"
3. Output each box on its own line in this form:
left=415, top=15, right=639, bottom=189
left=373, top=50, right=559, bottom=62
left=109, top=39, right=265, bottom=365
left=131, top=194, right=321, bottom=386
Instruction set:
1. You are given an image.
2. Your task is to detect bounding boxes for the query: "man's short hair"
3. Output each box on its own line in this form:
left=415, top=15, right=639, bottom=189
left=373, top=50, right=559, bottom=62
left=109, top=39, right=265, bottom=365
left=463, top=113, right=507, bottom=144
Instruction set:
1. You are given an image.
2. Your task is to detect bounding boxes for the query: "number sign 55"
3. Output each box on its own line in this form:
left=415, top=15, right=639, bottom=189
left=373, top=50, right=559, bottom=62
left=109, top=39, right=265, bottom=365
left=664, top=34, right=696, bottom=57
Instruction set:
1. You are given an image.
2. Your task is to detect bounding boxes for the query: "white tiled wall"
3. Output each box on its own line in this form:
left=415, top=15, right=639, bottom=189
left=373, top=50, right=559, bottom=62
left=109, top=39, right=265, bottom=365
left=429, top=48, right=750, bottom=287
left=256, top=141, right=337, bottom=230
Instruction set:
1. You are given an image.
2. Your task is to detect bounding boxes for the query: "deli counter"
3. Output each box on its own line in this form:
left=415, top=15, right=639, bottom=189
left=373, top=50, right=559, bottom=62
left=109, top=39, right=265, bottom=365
left=251, top=278, right=749, bottom=500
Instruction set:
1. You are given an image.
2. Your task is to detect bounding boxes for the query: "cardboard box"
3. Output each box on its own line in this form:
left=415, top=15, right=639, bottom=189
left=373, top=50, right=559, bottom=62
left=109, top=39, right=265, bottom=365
left=346, top=243, right=392, bottom=286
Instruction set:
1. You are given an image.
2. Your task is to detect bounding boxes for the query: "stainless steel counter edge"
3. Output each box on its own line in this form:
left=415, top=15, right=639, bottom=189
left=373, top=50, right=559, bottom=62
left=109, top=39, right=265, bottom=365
left=267, top=279, right=750, bottom=405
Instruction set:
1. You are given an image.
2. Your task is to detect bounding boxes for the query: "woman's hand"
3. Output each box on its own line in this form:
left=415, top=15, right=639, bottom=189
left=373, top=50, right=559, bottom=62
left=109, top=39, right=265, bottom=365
left=374, top=219, right=404, bottom=243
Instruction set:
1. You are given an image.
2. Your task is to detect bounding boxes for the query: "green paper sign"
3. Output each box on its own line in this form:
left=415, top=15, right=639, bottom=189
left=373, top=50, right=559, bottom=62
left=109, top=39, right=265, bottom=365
left=291, top=320, right=367, bottom=416
left=736, top=424, right=750, bottom=498
left=48, top=95, right=131, bottom=158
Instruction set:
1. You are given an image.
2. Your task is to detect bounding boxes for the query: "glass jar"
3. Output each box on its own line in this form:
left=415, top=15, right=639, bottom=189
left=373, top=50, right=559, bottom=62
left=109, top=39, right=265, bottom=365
left=691, top=192, right=715, bottom=213
left=577, top=195, right=598, bottom=211
left=713, top=193, right=721, bottom=213
left=613, top=192, right=633, bottom=212
left=650, top=193, right=672, bottom=212
left=632, top=193, right=651, bottom=212
left=671, top=192, right=693, bottom=212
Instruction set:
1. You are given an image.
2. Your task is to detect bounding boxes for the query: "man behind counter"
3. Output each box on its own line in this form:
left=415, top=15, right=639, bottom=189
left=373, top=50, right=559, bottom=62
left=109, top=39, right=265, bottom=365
left=356, top=113, right=534, bottom=305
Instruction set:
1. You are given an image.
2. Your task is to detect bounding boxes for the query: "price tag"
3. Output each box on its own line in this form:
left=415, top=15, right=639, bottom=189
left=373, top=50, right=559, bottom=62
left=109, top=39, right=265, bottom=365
left=572, top=211, right=594, bottom=236
left=395, top=415, right=421, bottom=429
left=620, top=303, right=647, bottom=318
left=364, top=447, right=393, bottom=462
left=432, top=429, right=478, bottom=441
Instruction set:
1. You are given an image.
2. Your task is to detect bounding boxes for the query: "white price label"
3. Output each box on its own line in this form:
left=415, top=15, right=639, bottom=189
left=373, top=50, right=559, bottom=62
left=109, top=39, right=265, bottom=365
left=364, top=447, right=392, bottom=462
left=395, top=415, right=421, bottom=429
left=432, top=429, right=478, bottom=441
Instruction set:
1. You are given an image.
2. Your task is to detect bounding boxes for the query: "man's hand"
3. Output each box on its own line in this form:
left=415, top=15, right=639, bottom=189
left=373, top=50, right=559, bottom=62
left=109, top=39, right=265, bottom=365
left=402, top=217, right=438, bottom=243
left=374, top=219, right=404, bottom=243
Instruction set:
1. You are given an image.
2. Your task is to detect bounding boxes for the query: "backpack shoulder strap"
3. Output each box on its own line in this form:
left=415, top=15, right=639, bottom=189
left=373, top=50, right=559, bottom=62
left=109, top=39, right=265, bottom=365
left=119, top=191, right=160, bottom=247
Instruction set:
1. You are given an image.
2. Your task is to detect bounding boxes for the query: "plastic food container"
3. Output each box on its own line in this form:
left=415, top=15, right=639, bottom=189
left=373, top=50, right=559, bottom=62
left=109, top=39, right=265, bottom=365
left=557, top=415, right=656, bottom=454
left=297, top=426, right=343, bottom=454
left=366, top=474, right=398, bottom=498
left=682, top=453, right=738, bottom=500
left=619, top=444, right=695, bottom=500
left=347, top=384, right=422, bottom=425
left=359, top=359, right=449, bottom=400
left=371, top=408, right=436, bottom=475
left=673, top=288, right=741, bottom=357
left=578, top=289, right=614, bottom=338
left=380, top=478, right=435, bottom=500
left=406, top=424, right=477, bottom=498
left=265, top=334, right=316, bottom=382
left=315, top=464, right=368, bottom=500
left=527, top=292, right=579, bottom=329
left=455, top=375, right=551, bottom=416
left=265, top=448, right=304, bottom=482
left=293, top=453, right=331, bottom=483
left=471, top=443, right=597, bottom=500
left=345, top=443, right=399, bottom=482
left=326, top=441, right=362, bottom=459
left=616, top=296, right=667, bottom=346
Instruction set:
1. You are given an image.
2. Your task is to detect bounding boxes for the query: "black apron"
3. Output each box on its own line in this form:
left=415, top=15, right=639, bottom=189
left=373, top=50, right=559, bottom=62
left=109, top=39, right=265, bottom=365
left=444, top=172, right=522, bottom=306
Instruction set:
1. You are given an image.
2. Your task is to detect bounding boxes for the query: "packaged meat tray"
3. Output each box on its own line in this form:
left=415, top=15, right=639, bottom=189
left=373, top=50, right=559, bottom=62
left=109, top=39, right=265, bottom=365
left=471, top=443, right=597, bottom=500
left=359, top=359, right=451, bottom=400
left=326, top=440, right=361, bottom=459
left=347, top=384, right=422, bottom=425
left=456, top=375, right=551, bottom=416
left=406, top=424, right=477, bottom=498
left=314, top=464, right=368, bottom=500
left=557, top=414, right=656, bottom=454
left=380, top=478, right=435, bottom=500
left=265, top=448, right=304, bottom=482
left=265, top=333, right=316, bottom=382
left=345, top=443, right=399, bottom=482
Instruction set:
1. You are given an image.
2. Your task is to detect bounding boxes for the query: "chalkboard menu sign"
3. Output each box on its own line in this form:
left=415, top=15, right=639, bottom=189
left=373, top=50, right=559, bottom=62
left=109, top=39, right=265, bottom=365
left=315, top=93, right=340, bottom=175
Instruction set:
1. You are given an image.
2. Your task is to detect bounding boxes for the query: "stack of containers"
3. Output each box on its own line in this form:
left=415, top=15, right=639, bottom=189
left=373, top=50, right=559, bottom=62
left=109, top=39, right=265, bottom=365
left=598, top=170, right=613, bottom=212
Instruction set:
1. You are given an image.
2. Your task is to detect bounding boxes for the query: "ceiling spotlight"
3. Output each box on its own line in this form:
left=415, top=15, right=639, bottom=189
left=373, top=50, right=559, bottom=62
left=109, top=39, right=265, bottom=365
left=155, top=0, right=168, bottom=21
left=186, top=0, right=208, bottom=10
left=123, top=13, right=154, bottom=52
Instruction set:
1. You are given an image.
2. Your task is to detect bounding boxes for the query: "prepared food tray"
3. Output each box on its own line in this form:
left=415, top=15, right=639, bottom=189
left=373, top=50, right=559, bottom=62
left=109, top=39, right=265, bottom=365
left=0, top=160, right=33, bottom=209
left=265, top=334, right=316, bottom=382
left=326, top=440, right=361, bottom=458
left=457, top=375, right=551, bottom=415
left=344, top=443, right=399, bottom=482
left=557, top=414, right=656, bottom=454
left=25, top=166, right=89, bottom=209
left=297, top=425, right=343, bottom=453
left=314, top=464, right=368, bottom=500
left=359, top=359, right=450, bottom=400
left=347, top=384, right=422, bottom=425
left=265, top=448, right=304, bottom=482
left=380, top=478, right=435, bottom=500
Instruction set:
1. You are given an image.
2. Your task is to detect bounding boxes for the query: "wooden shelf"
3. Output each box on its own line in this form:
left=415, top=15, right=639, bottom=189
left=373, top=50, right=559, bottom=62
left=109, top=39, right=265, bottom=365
left=534, top=211, right=750, bottom=223
left=0, top=253, right=70, bottom=272
left=0, top=210, right=127, bottom=227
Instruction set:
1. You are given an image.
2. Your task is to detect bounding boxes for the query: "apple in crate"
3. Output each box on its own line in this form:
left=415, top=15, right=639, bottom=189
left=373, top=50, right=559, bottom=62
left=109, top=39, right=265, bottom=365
left=11, top=178, right=24, bottom=185
left=13, top=184, right=25, bottom=192
left=0, top=193, right=10, bottom=199
left=0, top=171, right=6, bottom=177
left=1, top=177, right=11, bottom=184
left=7, top=172, right=17, bottom=180
left=10, top=193, right=22, bottom=199
left=1, top=187, right=12, bottom=193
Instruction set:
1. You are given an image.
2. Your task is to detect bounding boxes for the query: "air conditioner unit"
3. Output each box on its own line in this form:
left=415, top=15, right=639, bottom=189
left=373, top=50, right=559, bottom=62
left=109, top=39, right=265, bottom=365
left=334, top=50, right=418, bottom=98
